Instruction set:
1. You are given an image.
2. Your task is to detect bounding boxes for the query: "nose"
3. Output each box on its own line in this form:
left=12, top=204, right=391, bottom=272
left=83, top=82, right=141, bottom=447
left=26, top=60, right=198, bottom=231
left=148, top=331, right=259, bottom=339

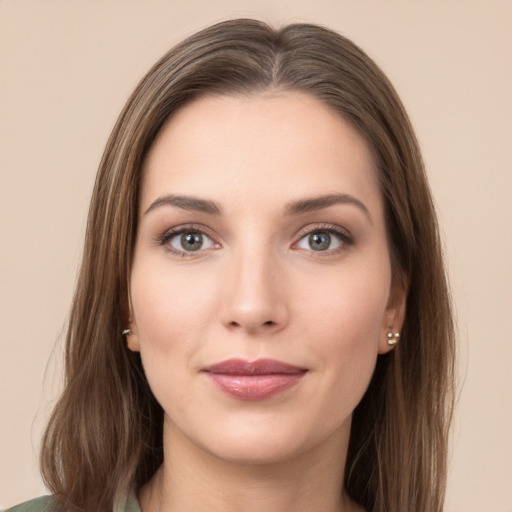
left=220, top=245, right=289, bottom=335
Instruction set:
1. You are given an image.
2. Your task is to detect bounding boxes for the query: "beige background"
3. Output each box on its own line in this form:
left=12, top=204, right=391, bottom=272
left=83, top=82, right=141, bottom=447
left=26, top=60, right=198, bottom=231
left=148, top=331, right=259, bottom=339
left=1, top=1, right=511, bottom=510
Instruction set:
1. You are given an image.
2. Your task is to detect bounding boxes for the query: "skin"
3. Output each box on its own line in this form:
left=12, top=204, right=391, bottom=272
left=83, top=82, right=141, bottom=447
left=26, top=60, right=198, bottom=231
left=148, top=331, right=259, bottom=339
left=128, top=91, right=406, bottom=512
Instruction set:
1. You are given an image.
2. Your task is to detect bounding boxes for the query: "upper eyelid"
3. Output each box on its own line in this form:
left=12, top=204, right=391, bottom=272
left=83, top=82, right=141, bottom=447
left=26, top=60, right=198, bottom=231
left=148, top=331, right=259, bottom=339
left=294, top=223, right=353, bottom=240
left=160, top=223, right=217, bottom=239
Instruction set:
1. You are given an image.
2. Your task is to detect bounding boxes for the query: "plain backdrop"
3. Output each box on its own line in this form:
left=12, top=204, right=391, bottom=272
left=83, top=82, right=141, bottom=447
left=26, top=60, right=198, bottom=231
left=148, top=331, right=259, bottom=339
left=1, top=1, right=511, bottom=510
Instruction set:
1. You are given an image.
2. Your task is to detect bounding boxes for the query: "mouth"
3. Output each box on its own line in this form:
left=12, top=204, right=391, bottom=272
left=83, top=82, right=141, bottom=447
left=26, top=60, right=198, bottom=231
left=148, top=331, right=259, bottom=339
left=201, top=358, right=307, bottom=401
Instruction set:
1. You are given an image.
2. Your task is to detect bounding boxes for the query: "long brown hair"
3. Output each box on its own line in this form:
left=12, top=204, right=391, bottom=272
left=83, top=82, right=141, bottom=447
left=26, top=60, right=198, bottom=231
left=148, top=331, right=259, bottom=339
left=41, top=19, right=455, bottom=512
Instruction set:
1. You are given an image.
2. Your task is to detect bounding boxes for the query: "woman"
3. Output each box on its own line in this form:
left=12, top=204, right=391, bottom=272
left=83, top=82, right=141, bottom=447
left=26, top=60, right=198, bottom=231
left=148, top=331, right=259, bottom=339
left=8, top=19, right=455, bottom=512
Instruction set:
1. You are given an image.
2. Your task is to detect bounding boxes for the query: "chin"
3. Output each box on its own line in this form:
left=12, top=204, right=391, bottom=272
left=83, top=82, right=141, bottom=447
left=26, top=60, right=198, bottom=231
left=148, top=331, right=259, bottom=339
left=204, top=437, right=309, bottom=466
left=173, top=408, right=350, bottom=467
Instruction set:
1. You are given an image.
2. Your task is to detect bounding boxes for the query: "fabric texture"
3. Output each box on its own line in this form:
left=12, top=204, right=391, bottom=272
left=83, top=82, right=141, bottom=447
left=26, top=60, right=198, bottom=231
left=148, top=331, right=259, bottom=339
left=3, top=492, right=140, bottom=512
left=3, top=496, right=54, bottom=512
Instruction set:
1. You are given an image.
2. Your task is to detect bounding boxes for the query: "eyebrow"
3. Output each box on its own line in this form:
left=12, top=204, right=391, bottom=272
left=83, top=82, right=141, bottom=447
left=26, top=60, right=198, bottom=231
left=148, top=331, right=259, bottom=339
left=284, top=193, right=372, bottom=223
left=144, top=194, right=223, bottom=216
left=144, top=192, right=371, bottom=222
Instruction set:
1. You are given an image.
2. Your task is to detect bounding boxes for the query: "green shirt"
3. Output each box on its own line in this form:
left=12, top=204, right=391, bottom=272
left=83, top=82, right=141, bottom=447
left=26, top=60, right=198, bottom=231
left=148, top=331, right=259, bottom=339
left=3, top=492, right=141, bottom=512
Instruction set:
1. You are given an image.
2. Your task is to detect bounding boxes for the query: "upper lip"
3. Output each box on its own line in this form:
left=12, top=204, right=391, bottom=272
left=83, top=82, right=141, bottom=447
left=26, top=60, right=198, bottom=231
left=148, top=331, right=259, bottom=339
left=202, top=358, right=307, bottom=375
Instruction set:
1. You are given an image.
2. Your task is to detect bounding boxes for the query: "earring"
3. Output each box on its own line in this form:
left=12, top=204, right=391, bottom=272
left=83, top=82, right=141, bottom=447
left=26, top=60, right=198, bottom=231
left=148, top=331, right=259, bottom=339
left=122, top=329, right=132, bottom=336
left=387, top=332, right=400, bottom=346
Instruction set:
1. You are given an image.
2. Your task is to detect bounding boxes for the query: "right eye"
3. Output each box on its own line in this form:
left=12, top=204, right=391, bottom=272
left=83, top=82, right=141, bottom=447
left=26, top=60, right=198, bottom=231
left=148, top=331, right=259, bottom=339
left=161, top=228, right=219, bottom=256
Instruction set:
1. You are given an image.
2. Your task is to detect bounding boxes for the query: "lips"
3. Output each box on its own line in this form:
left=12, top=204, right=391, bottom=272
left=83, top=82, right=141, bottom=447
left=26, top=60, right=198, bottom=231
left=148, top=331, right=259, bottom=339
left=202, top=358, right=307, bottom=400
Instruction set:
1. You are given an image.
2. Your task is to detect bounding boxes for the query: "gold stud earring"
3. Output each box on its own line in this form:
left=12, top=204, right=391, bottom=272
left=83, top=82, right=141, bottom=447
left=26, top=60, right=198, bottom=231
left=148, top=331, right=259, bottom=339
left=386, top=332, right=400, bottom=346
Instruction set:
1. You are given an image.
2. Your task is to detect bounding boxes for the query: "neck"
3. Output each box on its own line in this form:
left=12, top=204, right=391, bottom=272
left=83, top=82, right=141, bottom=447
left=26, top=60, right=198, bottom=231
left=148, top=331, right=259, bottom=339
left=139, top=416, right=362, bottom=512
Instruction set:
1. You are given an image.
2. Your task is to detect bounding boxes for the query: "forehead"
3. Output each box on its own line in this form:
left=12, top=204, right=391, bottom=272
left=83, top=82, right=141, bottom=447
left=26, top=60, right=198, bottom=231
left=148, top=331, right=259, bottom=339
left=141, top=91, right=381, bottom=217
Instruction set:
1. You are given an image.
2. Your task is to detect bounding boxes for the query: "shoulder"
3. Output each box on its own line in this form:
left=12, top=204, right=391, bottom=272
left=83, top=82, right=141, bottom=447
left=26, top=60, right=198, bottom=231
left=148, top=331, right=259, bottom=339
left=3, top=492, right=140, bottom=512
left=3, top=496, right=55, bottom=512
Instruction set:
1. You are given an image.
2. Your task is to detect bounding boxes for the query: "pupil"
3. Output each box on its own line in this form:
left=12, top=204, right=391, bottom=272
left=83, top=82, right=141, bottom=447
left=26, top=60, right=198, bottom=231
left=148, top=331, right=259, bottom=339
left=309, top=232, right=331, bottom=251
left=181, top=232, right=203, bottom=251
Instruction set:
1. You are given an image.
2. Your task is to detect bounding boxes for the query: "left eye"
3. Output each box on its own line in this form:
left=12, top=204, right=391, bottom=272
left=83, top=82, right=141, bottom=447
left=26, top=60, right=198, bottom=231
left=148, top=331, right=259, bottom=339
left=168, top=230, right=216, bottom=253
left=296, top=230, right=343, bottom=252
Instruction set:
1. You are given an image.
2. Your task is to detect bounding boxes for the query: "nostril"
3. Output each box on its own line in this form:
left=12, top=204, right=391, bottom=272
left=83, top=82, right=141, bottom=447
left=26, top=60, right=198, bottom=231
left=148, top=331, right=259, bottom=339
left=228, top=320, right=276, bottom=329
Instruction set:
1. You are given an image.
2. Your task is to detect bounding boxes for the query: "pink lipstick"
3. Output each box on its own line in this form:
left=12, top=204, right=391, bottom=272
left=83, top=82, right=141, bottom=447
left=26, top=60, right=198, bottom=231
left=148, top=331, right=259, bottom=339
left=202, top=358, right=307, bottom=400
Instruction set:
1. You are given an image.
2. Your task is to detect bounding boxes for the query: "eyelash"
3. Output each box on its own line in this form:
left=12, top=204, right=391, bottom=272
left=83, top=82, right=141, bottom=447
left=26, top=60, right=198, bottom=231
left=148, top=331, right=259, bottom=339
left=157, top=223, right=354, bottom=257
left=294, top=223, right=354, bottom=255
left=157, top=224, right=218, bottom=257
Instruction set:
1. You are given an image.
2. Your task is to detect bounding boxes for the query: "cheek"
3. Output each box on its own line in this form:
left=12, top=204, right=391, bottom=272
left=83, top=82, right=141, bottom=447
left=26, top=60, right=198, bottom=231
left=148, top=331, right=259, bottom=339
left=297, top=265, right=390, bottom=397
left=299, top=265, right=389, bottom=346
left=131, top=262, right=219, bottom=346
left=129, top=269, right=203, bottom=418
left=129, top=262, right=221, bottom=407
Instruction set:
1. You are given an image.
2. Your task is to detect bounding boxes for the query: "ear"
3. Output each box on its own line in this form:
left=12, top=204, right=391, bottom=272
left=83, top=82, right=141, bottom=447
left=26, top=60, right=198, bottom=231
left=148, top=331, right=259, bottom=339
left=125, top=313, right=140, bottom=352
left=378, top=272, right=408, bottom=354
left=122, top=287, right=141, bottom=352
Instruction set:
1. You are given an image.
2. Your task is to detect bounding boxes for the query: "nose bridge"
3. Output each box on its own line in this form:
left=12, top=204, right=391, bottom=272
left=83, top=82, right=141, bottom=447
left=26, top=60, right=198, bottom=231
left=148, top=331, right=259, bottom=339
left=221, top=234, right=287, bottom=333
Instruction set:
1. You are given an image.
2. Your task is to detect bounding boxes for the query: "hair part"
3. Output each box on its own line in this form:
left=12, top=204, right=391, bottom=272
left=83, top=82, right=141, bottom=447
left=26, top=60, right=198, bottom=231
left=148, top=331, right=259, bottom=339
left=40, top=19, right=455, bottom=512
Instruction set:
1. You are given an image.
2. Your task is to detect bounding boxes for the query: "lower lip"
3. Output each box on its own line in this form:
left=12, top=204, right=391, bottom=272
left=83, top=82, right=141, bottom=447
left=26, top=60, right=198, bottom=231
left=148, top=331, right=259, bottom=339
left=205, top=373, right=305, bottom=400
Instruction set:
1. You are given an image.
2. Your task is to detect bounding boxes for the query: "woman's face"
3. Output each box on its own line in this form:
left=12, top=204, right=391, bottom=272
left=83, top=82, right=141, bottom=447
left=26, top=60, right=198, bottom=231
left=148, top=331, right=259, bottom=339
left=129, top=91, right=405, bottom=464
